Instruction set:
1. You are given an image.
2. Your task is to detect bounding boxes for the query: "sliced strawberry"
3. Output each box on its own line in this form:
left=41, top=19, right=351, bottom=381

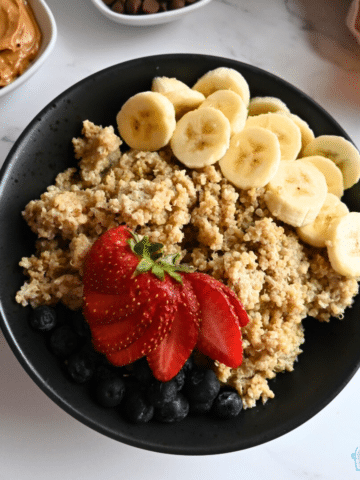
left=216, top=281, right=250, bottom=328
left=91, top=300, right=159, bottom=354
left=147, top=277, right=200, bottom=382
left=83, top=225, right=138, bottom=296
left=83, top=291, right=140, bottom=327
left=187, top=272, right=244, bottom=368
left=107, top=300, right=176, bottom=366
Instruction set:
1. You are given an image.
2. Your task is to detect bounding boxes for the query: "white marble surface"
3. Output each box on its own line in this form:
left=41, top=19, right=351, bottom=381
left=1, top=0, right=360, bottom=478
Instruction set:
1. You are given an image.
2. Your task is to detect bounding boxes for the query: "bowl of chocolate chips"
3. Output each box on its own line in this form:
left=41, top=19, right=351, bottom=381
left=90, top=0, right=212, bottom=25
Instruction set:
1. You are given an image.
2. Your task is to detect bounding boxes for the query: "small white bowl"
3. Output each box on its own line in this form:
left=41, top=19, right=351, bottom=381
left=0, top=0, right=57, bottom=98
left=91, top=0, right=213, bottom=26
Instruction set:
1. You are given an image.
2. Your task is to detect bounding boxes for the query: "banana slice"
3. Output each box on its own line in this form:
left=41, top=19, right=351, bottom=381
left=199, top=89, right=247, bottom=135
left=296, top=193, right=349, bottom=247
left=300, top=155, right=344, bottom=198
left=151, top=76, right=187, bottom=94
left=264, top=160, right=328, bottom=227
left=116, top=91, right=176, bottom=151
left=303, top=134, right=360, bottom=189
left=151, top=76, right=205, bottom=119
left=192, top=67, right=250, bottom=106
left=287, top=113, right=315, bottom=157
left=245, top=112, right=302, bottom=162
left=327, top=212, right=360, bottom=277
left=218, top=126, right=281, bottom=189
left=248, top=96, right=290, bottom=116
left=170, top=107, right=231, bottom=168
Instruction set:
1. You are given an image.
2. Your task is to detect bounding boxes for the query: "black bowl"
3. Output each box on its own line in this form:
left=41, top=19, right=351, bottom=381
left=1, top=54, right=360, bottom=455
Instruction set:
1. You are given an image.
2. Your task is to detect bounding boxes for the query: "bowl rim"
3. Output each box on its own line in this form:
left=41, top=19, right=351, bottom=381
left=0, top=0, right=57, bottom=98
left=90, top=0, right=213, bottom=25
left=1, top=53, right=360, bottom=455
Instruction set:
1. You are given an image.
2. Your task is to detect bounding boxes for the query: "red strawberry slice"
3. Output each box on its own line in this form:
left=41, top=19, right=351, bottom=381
left=83, top=292, right=139, bottom=327
left=107, top=300, right=176, bottom=367
left=187, top=272, right=244, bottom=368
left=83, top=225, right=138, bottom=296
left=91, top=300, right=159, bottom=354
left=216, top=281, right=249, bottom=328
left=147, top=277, right=200, bottom=382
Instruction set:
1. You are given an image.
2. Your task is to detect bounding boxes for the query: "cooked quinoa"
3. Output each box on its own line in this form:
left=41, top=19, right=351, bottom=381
left=16, top=120, right=359, bottom=409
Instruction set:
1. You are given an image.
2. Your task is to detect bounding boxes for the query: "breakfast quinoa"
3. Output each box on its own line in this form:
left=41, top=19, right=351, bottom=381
left=15, top=120, right=359, bottom=409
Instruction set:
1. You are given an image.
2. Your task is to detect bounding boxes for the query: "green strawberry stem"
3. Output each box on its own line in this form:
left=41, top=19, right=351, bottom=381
left=127, top=231, right=193, bottom=283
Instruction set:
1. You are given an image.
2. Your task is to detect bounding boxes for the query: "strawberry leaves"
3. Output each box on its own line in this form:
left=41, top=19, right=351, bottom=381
left=82, top=225, right=250, bottom=382
left=128, top=232, right=193, bottom=283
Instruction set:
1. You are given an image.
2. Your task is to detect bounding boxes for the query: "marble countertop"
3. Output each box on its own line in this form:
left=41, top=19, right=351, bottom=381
left=1, top=0, right=360, bottom=478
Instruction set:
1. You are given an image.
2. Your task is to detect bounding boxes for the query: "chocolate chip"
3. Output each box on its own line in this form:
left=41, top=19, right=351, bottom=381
left=111, top=0, right=126, bottom=13
left=142, top=0, right=160, bottom=14
left=125, top=0, right=142, bottom=14
left=169, top=0, right=185, bottom=9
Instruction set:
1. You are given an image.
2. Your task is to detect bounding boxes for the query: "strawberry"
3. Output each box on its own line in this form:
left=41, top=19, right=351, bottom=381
left=186, top=272, right=247, bottom=368
left=147, top=277, right=200, bottom=382
left=82, top=225, right=250, bottom=382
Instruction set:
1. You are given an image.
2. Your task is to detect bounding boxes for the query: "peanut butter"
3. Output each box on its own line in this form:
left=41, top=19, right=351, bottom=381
left=0, top=0, right=42, bottom=87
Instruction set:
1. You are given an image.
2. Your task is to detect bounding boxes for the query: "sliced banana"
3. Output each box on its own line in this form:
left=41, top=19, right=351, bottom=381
left=296, top=193, right=349, bottom=247
left=116, top=91, right=176, bottom=151
left=327, top=212, right=360, bottom=277
left=300, top=155, right=344, bottom=198
left=287, top=113, right=315, bottom=157
left=199, top=89, right=247, bottom=135
left=151, top=76, right=188, bottom=94
left=151, top=76, right=205, bottom=119
left=170, top=106, right=231, bottom=169
left=264, top=160, right=328, bottom=227
left=245, top=112, right=302, bottom=162
left=192, top=67, right=250, bottom=106
left=218, top=126, right=281, bottom=189
left=303, top=134, right=360, bottom=189
left=248, top=96, right=290, bottom=116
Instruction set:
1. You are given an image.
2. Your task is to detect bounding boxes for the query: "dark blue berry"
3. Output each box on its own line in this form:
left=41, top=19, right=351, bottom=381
left=49, top=324, right=79, bottom=358
left=173, top=369, right=185, bottom=391
left=66, top=350, right=94, bottom=383
left=30, top=305, right=57, bottom=332
left=155, top=393, right=189, bottom=423
left=123, top=390, right=154, bottom=423
left=212, top=390, right=243, bottom=419
left=185, top=368, right=220, bottom=404
left=95, top=376, right=126, bottom=407
left=146, top=379, right=178, bottom=408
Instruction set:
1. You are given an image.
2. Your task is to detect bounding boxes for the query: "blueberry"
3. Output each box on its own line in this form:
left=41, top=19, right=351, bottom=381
left=155, top=393, right=189, bottom=423
left=30, top=306, right=57, bottom=332
left=146, top=379, right=178, bottom=408
left=212, top=390, right=243, bottom=419
left=184, top=368, right=220, bottom=404
left=173, top=369, right=185, bottom=391
left=66, top=350, right=94, bottom=383
left=49, top=324, right=79, bottom=358
left=95, top=376, right=126, bottom=408
left=123, top=390, right=154, bottom=423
